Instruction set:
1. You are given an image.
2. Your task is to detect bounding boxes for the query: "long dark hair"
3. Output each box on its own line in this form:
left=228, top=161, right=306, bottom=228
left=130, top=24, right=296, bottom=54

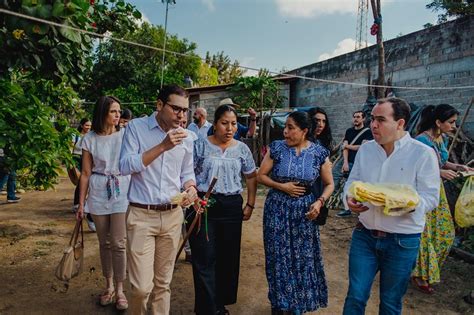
left=417, top=104, right=459, bottom=135
left=287, top=111, right=312, bottom=140
left=92, top=96, right=121, bottom=134
left=308, top=107, right=333, bottom=149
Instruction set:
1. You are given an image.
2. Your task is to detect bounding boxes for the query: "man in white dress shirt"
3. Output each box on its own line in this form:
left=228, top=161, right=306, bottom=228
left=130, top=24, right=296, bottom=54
left=120, top=85, right=198, bottom=315
left=342, top=97, right=440, bottom=315
left=187, top=107, right=212, bottom=140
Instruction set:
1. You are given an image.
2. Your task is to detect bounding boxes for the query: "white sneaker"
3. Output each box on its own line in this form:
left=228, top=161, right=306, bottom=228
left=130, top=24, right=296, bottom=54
left=86, top=218, right=96, bottom=232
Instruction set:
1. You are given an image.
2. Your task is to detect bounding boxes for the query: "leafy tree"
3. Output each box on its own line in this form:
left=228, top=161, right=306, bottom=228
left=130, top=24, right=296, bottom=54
left=427, top=0, right=474, bottom=23
left=0, top=0, right=141, bottom=188
left=205, top=51, right=245, bottom=84
left=85, top=22, right=201, bottom=103
left=197, top=62, right=218, bottom=87
left=230, top=75, right=286, bottom=112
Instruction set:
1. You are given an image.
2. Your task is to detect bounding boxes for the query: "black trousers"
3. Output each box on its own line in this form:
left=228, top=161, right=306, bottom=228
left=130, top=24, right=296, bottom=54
left=187, top=193, right=244, bottom=315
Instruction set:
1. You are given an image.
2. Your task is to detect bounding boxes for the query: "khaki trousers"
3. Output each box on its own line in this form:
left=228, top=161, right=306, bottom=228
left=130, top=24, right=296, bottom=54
left=126, top=205, right=183, bottom=315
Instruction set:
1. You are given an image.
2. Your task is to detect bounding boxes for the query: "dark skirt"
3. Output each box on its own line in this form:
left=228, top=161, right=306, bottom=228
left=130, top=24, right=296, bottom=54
left=187, top=193, right=244, bottom=315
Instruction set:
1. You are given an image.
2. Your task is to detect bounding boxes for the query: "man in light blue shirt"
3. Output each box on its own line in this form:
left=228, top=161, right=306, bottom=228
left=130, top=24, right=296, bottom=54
left=187, top=107, right=212, bottom=140
left=120, top=85, right=198, bottom=315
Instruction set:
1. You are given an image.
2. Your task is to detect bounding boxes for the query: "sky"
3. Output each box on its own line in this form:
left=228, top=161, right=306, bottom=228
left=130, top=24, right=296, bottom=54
left=129, top=0, right=440, bottom=75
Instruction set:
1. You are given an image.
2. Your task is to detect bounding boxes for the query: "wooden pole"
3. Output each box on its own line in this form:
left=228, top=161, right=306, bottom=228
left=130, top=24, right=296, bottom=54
left=448, top=97, right=473, bottom=156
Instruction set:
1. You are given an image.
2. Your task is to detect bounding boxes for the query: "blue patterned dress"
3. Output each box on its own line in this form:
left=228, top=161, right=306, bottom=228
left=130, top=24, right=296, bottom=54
left=263, top=140, right=329, bottom=313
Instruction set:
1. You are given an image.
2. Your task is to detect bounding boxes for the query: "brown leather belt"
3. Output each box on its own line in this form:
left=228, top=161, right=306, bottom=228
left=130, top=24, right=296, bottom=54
left=130, top=202, right=178, bottom=211
left=356, top=222, right=388, bottom=237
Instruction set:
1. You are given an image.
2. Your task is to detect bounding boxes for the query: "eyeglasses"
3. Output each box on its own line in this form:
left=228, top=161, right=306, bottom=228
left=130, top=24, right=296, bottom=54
left=165, top=102, right=188, bottom=115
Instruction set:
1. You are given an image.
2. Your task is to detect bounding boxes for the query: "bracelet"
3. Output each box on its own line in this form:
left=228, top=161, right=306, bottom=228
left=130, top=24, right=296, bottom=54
left=317, top=197, right=326, bottom=205
left=250, top=118, right=257, bottom=121
left=246, top=203, right=255, bottom=209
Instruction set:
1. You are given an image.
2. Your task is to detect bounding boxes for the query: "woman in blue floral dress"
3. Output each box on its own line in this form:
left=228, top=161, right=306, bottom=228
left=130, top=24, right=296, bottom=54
left=257, top=111, right=334, bottom=314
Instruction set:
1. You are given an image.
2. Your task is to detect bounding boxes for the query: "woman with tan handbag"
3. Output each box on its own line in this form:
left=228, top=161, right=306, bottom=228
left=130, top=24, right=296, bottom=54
left=76, top=96, right=130, bottom=310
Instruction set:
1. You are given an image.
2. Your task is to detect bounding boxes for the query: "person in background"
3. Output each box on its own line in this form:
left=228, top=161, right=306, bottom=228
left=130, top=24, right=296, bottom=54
left=412, top=104, right=473, bottom=294
left=119, top=108, right=133, bottom=128
left=308, top=107, right=333, bottom=151
left=72, top=118, right=96, bottom=231
left=342, top=97, right=440, bottom=315
left=208, top=98, right=257, bottom=140
left=188, top=107, right=212, bottom=140
left=0, top=148, right=21, bottom=203
left=120, top=85, right=198, bottom=315
left=181, top=115, right=198, bottom=142
left=336, top=110, right=373, bottom=218
left=258, top=111, right=334, bottom=314
left=76, top=96, right=130, bottom=311
left=189, top=104, right=257, bottom=315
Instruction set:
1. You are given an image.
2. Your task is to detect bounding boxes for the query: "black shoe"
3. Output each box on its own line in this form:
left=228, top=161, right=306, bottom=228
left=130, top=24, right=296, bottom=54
left=336, top=209, right=352, bottom=218
left=7, top=196, right=21, bottom=203
left=216, top=307, right=229, bottom=315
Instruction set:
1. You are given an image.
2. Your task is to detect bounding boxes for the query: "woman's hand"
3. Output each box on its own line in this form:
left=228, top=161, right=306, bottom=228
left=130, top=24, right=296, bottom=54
left=76, top=205, right=84, bottom=221
left=279, top=182, right=306, bottom=197
left=243, top=204, right=253, bottom=221
left=441, top=169, right=458, bottom=180
left=457, top=165, right=473, bottom=172
left=306, top=200, right=321, bottom=220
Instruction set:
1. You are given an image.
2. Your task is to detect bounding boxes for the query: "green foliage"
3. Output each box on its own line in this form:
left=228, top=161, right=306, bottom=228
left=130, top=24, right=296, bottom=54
left=103, top=85, right=155, bottom=117
left=197, top=63, right=218, bottom=87
left=0, top=0, right=141, bottom=87
left=230, top=75, right=286, bottom=112
left=426, top=0, right=474, bottom=23
left=0, top=72, right=80, bottom=190
left=205, top=51, right=245, bottom=84
left=85, top=22, right=201, bottom=102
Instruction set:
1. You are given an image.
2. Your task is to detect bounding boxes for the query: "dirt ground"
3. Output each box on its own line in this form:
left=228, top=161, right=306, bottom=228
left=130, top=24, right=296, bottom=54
left=0, top=177, right=473, bottom=315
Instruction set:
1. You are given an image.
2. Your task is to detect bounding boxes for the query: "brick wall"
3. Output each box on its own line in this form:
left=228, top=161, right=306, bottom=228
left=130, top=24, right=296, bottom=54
left=288, top=16, right=474, bottom=140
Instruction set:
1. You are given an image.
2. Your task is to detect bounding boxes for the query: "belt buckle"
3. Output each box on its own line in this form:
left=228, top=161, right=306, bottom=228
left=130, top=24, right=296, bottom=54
left=373, top=230, right=387, bottom=237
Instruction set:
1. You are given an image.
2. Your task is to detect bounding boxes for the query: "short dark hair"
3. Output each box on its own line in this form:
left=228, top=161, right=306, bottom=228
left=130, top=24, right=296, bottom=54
left=417, top=104, right=459, bottom=134
left=353, top=110, right=365, bottom=118
left=288, top=111, right=312, bottom=140
left=77, top=118, right=90, bottom=132
left=92, top=96, right=121, bottom=134
left=120, top=108, right=133, bottom=120
left=214, top=104, right=238, bottom=123
left=157, top=85, right=188, bottom=104
left=378, top=97, right=411, bottom=129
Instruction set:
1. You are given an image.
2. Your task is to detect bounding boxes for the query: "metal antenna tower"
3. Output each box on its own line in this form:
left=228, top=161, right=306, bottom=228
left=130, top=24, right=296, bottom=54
left=355, top=0, right=369, bottom=50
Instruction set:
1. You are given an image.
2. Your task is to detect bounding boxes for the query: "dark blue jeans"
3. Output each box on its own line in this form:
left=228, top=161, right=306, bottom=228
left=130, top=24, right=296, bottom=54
left=343, top=226, right=421, bottom=315
left=0, top=170, right=17, bottom=200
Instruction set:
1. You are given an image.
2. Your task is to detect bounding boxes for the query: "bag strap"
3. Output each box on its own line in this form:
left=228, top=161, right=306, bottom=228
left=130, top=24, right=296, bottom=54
left=349, top=127, right=370, bottom=145
left=69, top=219, right=84, bottom=248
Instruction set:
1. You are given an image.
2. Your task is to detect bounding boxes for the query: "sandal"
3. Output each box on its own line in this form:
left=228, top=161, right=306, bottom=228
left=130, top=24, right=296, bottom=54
left=411, top=277, right=434, bottom=295
left=100, top=289, right=115, bottom=306
left=115, top=293, right=128, bottom=310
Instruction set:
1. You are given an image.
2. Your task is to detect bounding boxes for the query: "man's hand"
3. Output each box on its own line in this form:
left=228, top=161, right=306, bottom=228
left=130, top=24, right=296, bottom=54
left=242, top=204, right=253, bottom=221
left=76, top=205, right=84, bottom=221
left=161, top=129, right=188, bottom=152
left=342, top=162, right=350, bottom=173
left=181, top=186, right=198, bottom=208
left=247, top=107, right=257, bottom=118
left=347, top=197, right=369, bottom=213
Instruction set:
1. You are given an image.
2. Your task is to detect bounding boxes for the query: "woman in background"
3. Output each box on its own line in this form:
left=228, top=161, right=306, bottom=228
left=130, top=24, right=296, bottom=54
left=412, top=104, right=473, bottom=294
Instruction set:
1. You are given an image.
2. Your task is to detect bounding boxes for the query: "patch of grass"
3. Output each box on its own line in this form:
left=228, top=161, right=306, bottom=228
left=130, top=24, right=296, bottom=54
left=33, top=249, right=49, bottom=257
left=42, top=222, right=58, bottom=227
left=36, top=240, right=57, bottom=247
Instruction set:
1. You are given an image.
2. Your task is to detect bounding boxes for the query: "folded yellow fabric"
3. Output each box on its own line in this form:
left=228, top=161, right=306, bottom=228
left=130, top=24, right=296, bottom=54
left=348, top=181, right=420, bottom=216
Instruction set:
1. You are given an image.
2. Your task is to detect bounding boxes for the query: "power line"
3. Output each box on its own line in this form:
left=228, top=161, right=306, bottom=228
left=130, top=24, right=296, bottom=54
left=1, top=8, right=474, bottom=91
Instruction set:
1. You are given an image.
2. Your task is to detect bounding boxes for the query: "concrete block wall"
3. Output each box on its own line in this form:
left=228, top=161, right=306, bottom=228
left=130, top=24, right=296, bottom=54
left=288, top=16, right=474, bottom=140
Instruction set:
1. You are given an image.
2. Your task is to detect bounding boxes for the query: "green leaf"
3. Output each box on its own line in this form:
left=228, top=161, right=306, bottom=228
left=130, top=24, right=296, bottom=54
left=59, top=25, right=82, bottom=43
left=52, top=2, right=65, bottom=17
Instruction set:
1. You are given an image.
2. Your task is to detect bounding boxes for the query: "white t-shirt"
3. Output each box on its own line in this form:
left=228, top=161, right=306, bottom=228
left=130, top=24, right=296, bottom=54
left=82, top=129, right=130, bottom=215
